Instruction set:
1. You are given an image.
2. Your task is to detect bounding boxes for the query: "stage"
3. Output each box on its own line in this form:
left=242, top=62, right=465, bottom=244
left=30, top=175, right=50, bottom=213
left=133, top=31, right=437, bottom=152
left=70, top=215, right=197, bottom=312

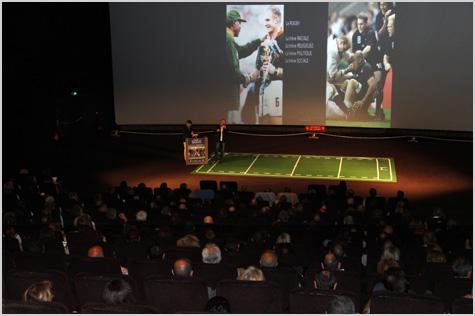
left=55, top=131, right=472, bottom=222
left=193, top=153, right=396, bottom=182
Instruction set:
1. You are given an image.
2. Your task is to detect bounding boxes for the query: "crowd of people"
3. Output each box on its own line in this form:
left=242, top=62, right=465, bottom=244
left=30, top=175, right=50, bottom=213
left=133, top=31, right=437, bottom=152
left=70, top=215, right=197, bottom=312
left=2, top=168, right=473, bottom=313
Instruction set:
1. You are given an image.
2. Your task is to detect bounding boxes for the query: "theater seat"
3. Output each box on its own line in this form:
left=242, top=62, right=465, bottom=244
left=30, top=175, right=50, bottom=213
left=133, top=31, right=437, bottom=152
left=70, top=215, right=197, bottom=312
left=216, top=280, right=283, bottom=313
left=200, top=180, right=217, bottom=191
left=14, top=253, right=66, bottom=272
left=193, top=263, right=237, bottom=289
left=80, top=302, right=161, bottom=313
left=4, top=270, right=75, bottom=309
left=370, top=291, right=445, bottom=314
left=262, top=267, right=301, bottom=311
left=68, top=256, right=122, bottom=276
left=2, top=299, right=70, bottom=314
left=219, top=181, right=238, bottom=192
left=127, top=259, right=173, bottom=298
left=434, top=277, right=472, bottom=307
left=289, top=288, right=359, bottom=314
left=168, top=247, right=202, bottom=263
left=451, top=298, right=473, bottom=314
left=143, top=276, right=208, bottom=313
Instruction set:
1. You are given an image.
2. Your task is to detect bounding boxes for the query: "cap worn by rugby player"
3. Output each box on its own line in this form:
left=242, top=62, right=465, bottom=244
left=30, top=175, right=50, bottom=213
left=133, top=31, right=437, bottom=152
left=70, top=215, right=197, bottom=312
left=227, top=9, right=246, bottom=23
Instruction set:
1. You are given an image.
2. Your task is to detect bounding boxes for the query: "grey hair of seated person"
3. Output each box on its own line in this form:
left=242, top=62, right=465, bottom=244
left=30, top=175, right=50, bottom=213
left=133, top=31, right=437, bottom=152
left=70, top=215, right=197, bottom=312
left=326, top=295, right=355, bottom=314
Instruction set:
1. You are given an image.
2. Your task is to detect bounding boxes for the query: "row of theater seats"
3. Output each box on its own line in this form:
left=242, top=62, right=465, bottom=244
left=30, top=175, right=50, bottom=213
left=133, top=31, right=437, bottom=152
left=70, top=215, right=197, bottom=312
left=8, top=249, right=471, bottom=300
left=3, top=268, right=473, bottom=314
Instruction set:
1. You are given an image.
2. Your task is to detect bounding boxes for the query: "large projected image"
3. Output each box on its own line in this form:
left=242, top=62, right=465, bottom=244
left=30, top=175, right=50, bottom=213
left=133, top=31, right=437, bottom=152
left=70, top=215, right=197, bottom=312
left=225, top=5, right=284, bottom=125
left=326, top=2, right=395, bottom=128
left=109, top=2, right=472, bottom=131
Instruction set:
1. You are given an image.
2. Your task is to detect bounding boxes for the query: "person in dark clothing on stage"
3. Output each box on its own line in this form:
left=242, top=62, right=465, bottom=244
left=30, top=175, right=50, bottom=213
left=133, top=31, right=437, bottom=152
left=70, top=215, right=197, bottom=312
left=183, top=120, right=198, bottom=161
left=214, top=119, right=227, bottom=161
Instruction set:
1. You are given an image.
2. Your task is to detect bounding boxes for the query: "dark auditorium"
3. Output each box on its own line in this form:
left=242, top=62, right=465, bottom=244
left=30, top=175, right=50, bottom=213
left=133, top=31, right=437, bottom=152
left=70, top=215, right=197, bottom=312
left=2, top=1, right=474, bottom=315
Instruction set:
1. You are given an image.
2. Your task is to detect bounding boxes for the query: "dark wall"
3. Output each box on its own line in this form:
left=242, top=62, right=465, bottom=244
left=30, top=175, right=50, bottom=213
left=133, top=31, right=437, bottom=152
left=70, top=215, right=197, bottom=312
left=393, top=2, right=473, bottom=131
left=3, top=3, right=114, bottom=174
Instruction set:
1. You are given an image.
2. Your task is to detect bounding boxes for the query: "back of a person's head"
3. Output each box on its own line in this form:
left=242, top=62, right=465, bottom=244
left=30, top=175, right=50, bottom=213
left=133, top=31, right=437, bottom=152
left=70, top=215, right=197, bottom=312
left=452, top=257, right=473, bottom=277
left=276, top=232, right=291, bottom=244
left=426, top=245, right=447, bottom=263
left=202, top=243, right=222, bottom=264
left=106, top=208, right=117, bottom=220
left=149, top=244, right=165, bottom=260
left=326, top=295, right=355, bottom=314
left=206, top=296, right=231, bottom=313
left=177, top=234, right=200, bottom=248
left=396, top=190, right=405, bottom=199
left=173, top=258, right=193, bottom=278
left=203, top=215, right=214, bottom=224
left=224, top=239, right=240, bottom=253
left=88, top=245, right=105, bottom=258
left=322, top=252, right=340, bottom=271
left=23, top=280, right=54, bottom=303
left=332, top=243, right=345, bottom=259
left=260, top=250, right=278, bottom=268
left=102, top=279, right=132, bottom=304
left=24, top=240, right=45, bottom=254
left=383, top=268, right=407, bottom=293
left=369, top=188, right=377, bottom=197
left=380, top=246, right=400, bottom=261
left=75, top=213, right=92, bottom=229
left=136, top=210, right=148, bottom=222
left=377, top=258, right=400, bottom=275
left=314, top=270, right=337, bottom=290
left=126, top=228, right=141, bottom=242
left=237, top=266, right=265, bottom=281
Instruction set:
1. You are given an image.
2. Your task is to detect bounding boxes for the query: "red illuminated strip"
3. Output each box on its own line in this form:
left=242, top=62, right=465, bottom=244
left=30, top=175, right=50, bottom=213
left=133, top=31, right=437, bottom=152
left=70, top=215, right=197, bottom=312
left=305, top=126, right=326, bottom=132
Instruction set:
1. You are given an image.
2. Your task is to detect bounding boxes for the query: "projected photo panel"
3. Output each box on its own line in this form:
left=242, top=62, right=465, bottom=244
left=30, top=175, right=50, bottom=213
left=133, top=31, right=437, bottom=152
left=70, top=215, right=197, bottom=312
left=325, top=2, right=395, bottom=128
left=225, top=5, right=285, bottom=125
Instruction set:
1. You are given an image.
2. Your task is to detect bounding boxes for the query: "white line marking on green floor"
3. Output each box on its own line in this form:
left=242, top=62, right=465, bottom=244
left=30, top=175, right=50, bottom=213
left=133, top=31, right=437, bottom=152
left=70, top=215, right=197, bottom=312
left=388, top=158, right=393, bottom=181
left=195, top=164, right=205, bottom=172
left=337, top=157, right=343, bottom=178
left=244, top=154, right=261, bottom=175
left=290, top=155, right=302, bottom=176
left=207, top=160, right=220, bottom=173
left=376, top=158, right=380, bottom=180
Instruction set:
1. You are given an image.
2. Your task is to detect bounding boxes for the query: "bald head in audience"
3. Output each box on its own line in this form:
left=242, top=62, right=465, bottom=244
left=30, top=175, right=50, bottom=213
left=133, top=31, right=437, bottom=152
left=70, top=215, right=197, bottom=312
left=173, top=258, right=193, bottom=278
left=88, top=245, right=104, bottom=258
left=260, top=250, right=278, bottom=268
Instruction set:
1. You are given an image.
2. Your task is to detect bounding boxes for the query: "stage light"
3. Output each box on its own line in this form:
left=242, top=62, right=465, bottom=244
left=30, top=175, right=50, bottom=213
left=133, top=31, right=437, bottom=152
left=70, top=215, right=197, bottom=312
left=70, top=90, right=78, bottom=96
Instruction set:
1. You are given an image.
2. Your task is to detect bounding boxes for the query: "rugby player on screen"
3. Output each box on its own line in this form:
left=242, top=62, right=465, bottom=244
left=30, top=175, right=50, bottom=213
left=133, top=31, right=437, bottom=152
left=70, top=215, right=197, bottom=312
left=352, top=13, right=385, bottom=121
left=343, top=51, right=377, bottom=120
left=382, top=15, right=395, bottom=72
left=257, top=6, right=284, bottom=125
left=326, top=35, right=354, bottom=118
left=241, top=6, right=284, bottom=125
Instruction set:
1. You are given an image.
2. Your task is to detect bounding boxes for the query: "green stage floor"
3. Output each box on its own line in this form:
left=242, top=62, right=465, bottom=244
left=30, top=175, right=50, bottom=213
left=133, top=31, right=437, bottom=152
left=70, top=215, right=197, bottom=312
left=193, top=153, right=397, bottom=183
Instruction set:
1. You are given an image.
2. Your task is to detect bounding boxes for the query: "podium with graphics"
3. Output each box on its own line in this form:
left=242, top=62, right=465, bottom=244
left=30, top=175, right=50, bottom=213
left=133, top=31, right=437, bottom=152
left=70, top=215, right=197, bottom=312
left=185, top=137, right=208, bottom=165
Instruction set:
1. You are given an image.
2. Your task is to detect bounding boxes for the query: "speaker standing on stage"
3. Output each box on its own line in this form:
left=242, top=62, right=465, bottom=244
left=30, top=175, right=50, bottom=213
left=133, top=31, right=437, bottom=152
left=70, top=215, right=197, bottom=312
left=215, top=119, right=227, bottom=161
left=183, top=120, right=198, bottom=161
